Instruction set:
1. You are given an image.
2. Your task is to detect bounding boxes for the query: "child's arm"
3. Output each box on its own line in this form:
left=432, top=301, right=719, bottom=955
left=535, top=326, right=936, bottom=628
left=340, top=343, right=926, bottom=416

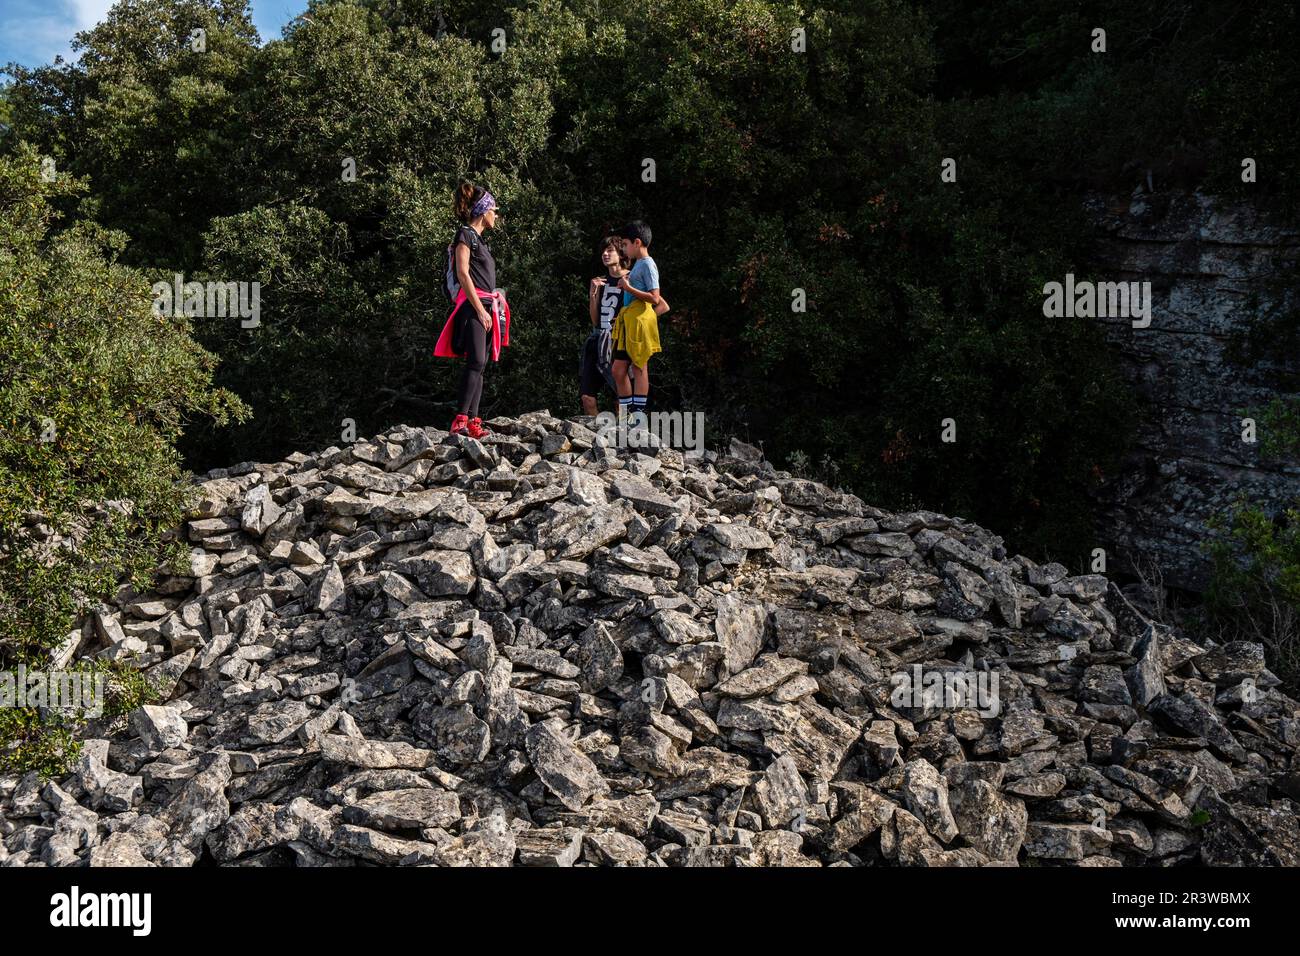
left=588, top=277, right=602, bottom=327
left=618, top=275, right=662, bottom=307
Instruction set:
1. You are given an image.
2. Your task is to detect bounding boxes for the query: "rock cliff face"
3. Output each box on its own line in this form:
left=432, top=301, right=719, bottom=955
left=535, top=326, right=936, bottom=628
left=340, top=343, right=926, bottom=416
left=3, top=414, right=1298, bottom=867
left=1087, top=191, right=1300, bottom=590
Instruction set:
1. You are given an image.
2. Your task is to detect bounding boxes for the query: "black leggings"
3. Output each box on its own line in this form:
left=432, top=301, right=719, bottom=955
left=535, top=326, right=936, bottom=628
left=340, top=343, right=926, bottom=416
left=455, top=303, right=489, bottom=418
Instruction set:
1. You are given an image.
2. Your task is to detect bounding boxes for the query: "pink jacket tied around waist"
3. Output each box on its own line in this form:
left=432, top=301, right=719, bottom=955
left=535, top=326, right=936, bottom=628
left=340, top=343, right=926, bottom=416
left=435, top=287, right=511, bottom=361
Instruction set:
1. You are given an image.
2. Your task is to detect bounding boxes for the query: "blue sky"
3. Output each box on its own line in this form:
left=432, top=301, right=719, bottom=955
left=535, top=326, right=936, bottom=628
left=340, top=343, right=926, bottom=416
left=0, top=0, right=308, bottom=71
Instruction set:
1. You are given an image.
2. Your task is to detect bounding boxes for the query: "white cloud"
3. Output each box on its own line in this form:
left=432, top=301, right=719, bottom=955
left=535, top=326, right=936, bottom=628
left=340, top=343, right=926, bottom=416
left=68, top=0, right=116, bottom=30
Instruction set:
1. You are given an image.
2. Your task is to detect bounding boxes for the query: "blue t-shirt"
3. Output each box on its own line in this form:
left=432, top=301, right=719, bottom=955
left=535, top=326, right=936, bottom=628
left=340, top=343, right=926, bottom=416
left=623, top=256, right=660, bottom=307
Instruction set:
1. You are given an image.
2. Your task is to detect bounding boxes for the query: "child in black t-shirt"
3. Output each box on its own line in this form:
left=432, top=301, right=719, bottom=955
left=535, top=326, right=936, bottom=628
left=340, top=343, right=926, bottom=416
left=579, top=235, right=627, bottom=415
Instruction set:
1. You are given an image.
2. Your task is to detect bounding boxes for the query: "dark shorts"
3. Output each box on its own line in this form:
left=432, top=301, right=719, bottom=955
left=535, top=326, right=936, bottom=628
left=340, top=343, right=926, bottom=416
left=579, top=335, right=608, bottom=398
left=612, top=349, right=631, bottom=363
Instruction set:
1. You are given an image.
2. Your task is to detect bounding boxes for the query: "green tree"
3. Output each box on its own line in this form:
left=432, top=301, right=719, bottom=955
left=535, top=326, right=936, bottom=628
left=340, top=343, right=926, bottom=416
left=2, top=0, right=260, bottom=268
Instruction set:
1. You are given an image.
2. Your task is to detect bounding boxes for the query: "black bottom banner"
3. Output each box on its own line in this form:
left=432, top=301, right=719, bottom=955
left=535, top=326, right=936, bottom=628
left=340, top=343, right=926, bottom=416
left=0, top=865, right=1282, bottom=944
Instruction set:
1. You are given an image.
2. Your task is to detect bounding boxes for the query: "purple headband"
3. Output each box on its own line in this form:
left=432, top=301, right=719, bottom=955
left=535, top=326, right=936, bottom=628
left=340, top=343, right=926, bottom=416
left=471, top=191, right=497, bottom=217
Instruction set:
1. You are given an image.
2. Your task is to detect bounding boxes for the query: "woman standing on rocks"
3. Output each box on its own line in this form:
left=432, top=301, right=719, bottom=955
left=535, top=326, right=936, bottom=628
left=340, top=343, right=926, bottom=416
left=435, top=181, right=510, bottom=438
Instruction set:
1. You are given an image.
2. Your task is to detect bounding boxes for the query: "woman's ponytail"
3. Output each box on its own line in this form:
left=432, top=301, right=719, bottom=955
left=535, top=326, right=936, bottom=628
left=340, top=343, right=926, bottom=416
left=454, top=181, right=484, bottom=223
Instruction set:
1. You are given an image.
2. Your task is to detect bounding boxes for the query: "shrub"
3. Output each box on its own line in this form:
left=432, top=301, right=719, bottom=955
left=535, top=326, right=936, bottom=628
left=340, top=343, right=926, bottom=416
left=1203, top=501, right=1300, bottom=692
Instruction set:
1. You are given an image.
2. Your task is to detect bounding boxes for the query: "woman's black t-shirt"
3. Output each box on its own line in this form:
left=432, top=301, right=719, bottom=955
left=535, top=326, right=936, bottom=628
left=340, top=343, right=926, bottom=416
left=454, top=225, right=496, bottom=297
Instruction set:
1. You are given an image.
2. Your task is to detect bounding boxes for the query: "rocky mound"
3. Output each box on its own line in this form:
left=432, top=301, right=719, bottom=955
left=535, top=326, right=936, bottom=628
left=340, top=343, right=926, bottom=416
left=3, top=412, right=1298, bottom=867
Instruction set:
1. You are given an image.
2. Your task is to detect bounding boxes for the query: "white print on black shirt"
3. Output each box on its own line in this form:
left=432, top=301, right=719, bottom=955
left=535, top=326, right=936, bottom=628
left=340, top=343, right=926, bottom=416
left=49, top=886, right=152, bottom=937
left=598, top=274, right=623, bottom=331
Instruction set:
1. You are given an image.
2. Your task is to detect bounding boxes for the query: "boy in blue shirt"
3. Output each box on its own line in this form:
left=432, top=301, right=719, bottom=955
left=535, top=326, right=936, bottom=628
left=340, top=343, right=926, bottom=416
left=612, top=221, right=663, bottom=427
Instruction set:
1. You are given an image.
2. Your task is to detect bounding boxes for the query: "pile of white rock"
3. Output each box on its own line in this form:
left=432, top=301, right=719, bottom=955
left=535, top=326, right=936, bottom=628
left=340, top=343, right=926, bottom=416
left=3, top=412, right=1296, bottom=867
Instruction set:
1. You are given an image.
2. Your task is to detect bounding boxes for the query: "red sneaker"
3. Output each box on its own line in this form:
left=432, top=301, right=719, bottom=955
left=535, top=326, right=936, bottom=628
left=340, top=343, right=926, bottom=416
left=466, top=417, right=490, bottom=439
left=450, top=414, right=469, bottom=436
